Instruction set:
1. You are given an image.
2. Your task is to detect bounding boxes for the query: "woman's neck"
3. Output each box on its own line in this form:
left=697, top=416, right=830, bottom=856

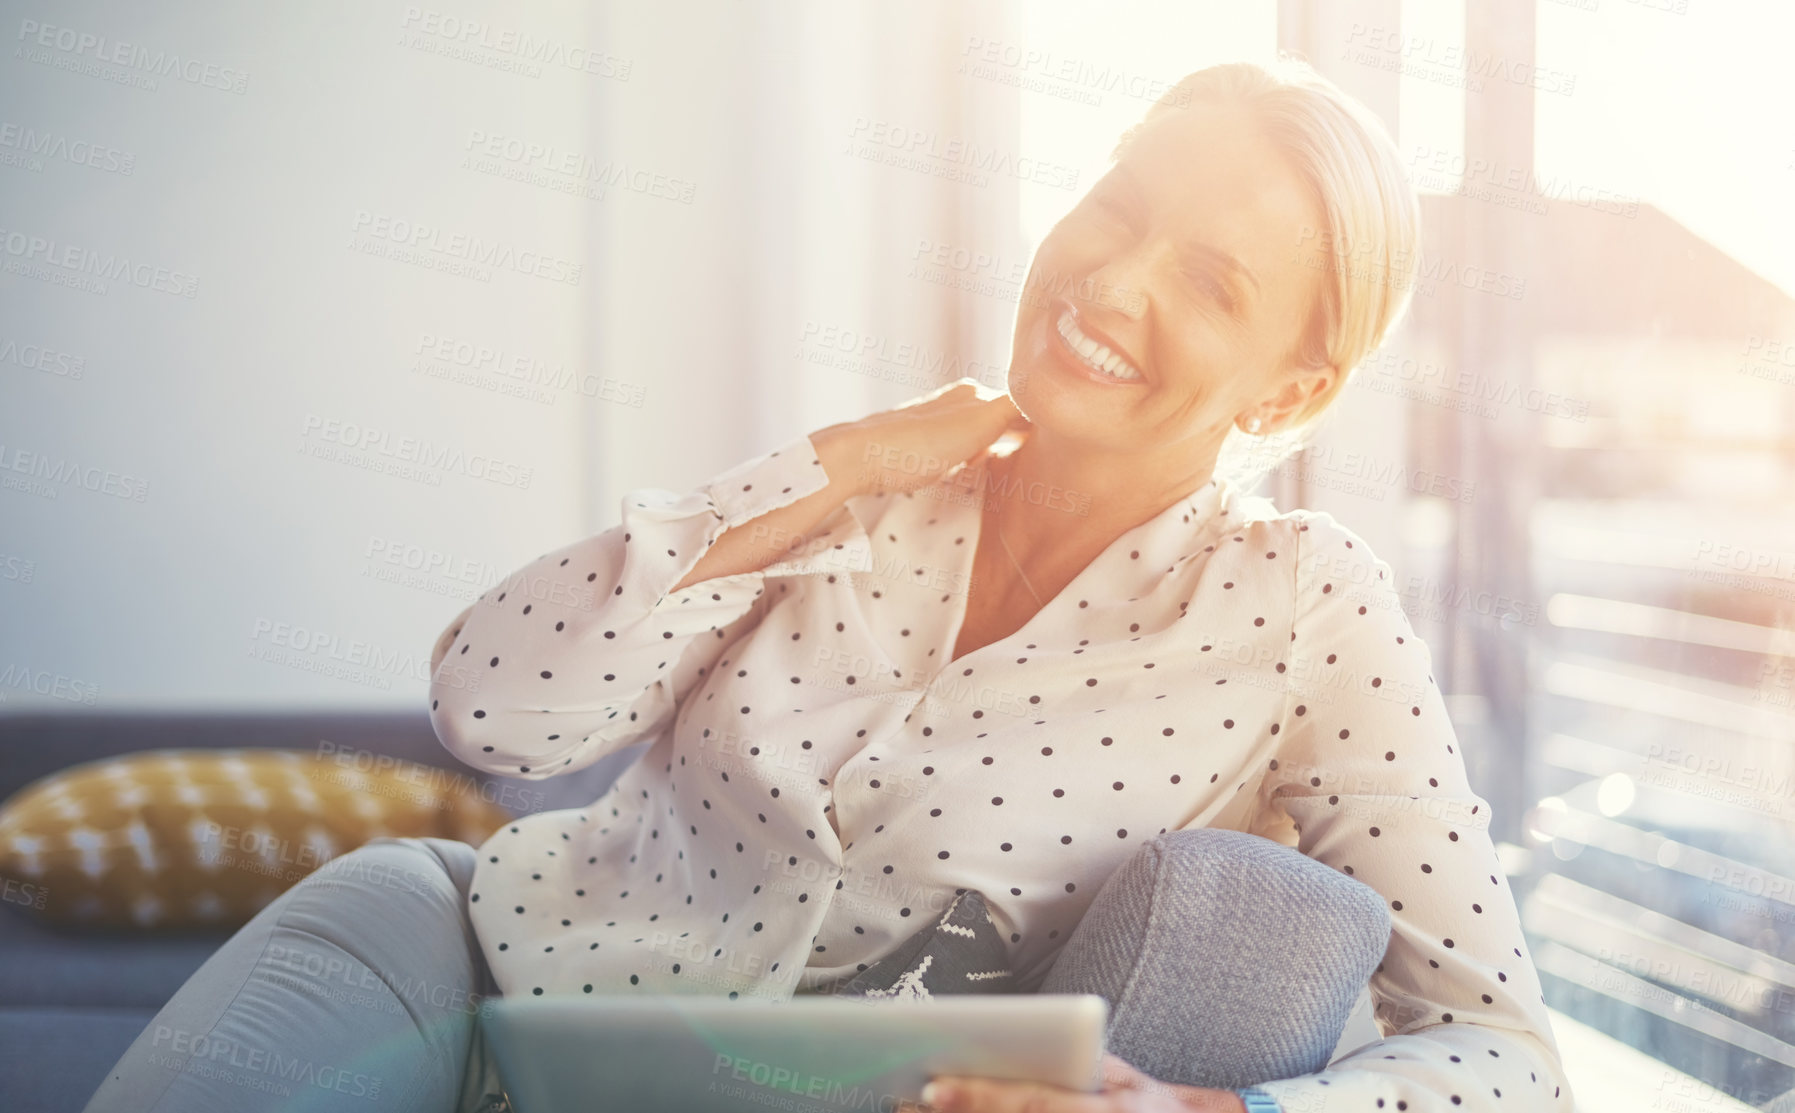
left=985, top=429, right=1221, bottom=557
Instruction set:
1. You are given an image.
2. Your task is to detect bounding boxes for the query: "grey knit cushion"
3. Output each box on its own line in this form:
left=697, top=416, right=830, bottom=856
left=1040, top=827, right=1391, bottom=1089
left=831, top=889, right=1015, bottom=999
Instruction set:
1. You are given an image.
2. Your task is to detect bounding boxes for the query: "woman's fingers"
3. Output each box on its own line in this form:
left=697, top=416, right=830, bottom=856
left=813, top=378, right=1028, bottom=498
left=1102, top=1057, right=1222, bottom=1110
left=893, top=1057, right=1198, bottom=1113
left=1100, top=1052, right=1148, bottom=1089
left=914, top=1074, right=1127, bottom=1113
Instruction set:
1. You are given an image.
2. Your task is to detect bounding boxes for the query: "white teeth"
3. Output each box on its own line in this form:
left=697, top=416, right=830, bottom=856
left=1055, top=311, right=1142, bottom=381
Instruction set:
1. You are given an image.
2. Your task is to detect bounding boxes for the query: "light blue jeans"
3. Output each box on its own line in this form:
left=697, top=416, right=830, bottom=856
left=81, top=829, right=1390, bottom=1112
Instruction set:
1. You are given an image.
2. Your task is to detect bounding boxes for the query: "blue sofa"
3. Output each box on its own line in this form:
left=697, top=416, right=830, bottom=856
left=3, top=714, right=1393, bottom=1112
left=0, top=712, right=644, bottom=1113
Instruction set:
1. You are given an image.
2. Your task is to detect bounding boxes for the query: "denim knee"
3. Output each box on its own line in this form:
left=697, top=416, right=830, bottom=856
left=310, top=836, right=478, bottom=910
left=81, top=836, right=493, bottom=1113
left=286, top=836, right=486, bottom=989
left=1040, top=827, right=1390, bottom=1089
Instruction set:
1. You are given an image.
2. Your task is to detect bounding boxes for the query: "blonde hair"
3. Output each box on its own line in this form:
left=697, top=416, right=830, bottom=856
left=1112, top=58, right=1421, bottom=482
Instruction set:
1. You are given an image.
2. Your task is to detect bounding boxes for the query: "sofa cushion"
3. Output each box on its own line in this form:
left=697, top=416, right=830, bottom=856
left=0, top=748, right=513, bottom=931
left=0, top=712, right=456, bottom=806
left=0, top=902, right=226, bottom=1008
left=0, top=712, right=647, bottom=823
left=1, top=1006, right=157, bottom=1113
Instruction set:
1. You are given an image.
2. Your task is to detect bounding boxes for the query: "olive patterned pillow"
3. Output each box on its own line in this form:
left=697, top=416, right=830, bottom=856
left=0, top=748, right=514, bottom=931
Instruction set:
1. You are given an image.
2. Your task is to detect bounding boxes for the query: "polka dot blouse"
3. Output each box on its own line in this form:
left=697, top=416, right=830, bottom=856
left=428, top=433, right=1573, bottom=1112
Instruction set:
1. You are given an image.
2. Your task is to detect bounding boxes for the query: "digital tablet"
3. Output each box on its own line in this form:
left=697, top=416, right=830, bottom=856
left=479, top=993, right=1110, bottom=1113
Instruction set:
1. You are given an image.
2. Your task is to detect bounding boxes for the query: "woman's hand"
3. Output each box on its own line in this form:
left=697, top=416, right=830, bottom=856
left=811, top=379, right=1030, bottom=499
left=668, top=380, right=1023, bottom=593
left=893, top=1053, right=1249, bottom=1113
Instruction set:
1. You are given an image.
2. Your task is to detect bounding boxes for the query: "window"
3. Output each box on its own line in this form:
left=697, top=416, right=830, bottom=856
left=1283, top=2, right=1794, bottom=1109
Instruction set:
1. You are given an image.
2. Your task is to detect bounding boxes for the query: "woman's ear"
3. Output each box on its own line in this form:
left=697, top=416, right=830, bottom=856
left=1259, top=363, right=1339, bottom=435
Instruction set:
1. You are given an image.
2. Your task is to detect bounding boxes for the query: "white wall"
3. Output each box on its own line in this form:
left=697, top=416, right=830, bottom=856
left=1, top=0, right=1023, bottom=713
left=2, top=0, right=596, bottom=710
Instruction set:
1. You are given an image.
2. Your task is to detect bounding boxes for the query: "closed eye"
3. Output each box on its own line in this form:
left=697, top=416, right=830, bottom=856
left=1187, top=268, right=1236, bottom=312
left=1091, top=193, right=1138, bottom=232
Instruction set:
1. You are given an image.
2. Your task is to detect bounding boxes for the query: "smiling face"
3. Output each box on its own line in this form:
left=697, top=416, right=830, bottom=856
left=1008, top=101, right=1337, bottom=469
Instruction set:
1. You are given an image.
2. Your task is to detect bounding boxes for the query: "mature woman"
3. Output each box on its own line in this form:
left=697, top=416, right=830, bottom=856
left=85, top=60, right=1572, bottom=1113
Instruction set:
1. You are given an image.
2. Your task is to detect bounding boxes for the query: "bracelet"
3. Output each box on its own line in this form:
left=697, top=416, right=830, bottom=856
left=1235, top=1088, right=1282, bottom=1113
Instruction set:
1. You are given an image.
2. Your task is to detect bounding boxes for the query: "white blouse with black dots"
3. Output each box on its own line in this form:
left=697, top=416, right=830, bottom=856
left=428, top=434, right=1573, bottom=1112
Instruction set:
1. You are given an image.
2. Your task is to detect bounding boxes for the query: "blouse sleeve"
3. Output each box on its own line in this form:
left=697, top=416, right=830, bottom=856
left=427, top=433, right=835, bottom=780
left=1248, top=512, right=1575, bottom=1113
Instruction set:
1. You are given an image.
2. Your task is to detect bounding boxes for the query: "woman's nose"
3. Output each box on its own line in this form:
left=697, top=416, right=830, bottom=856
left=1081, top=241, right=1164, bottom=321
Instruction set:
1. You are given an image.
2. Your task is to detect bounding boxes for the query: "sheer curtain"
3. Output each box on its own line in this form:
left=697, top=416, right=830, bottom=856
left=583, top=0, right=1024, bottom=524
